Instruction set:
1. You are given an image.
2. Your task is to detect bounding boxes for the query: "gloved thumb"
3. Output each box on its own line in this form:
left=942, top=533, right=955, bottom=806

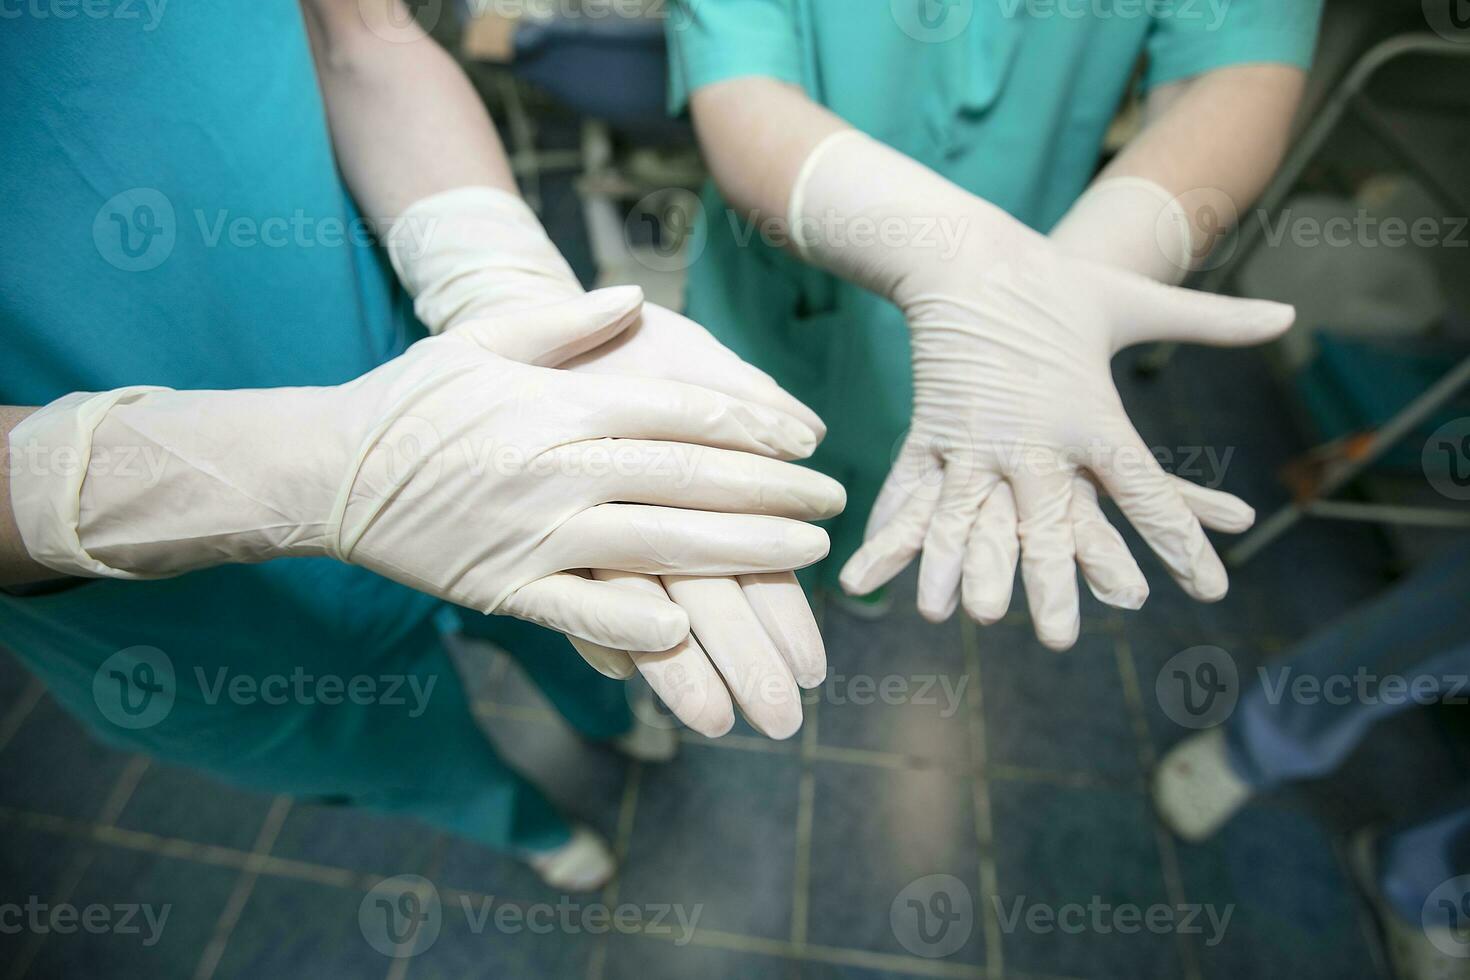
left=1093, top=266, right=1295, bottom=352
left=449, top=285, right=645, bottom=366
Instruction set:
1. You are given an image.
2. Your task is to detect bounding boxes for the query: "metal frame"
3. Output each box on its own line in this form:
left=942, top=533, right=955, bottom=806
left=1141, top=34, right=1470, bottom=566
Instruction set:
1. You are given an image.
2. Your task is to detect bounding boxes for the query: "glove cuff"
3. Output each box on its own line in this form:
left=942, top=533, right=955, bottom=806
left=8, top=388, right=172, bottom=579
left=1049, top=177, right=1195, bottom=286
left=386, top=186, right=583, bottom=334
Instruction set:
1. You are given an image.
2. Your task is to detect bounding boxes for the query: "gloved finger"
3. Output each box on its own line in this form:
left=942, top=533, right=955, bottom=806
left=546, top=504, right=830, bottom=577
left=450, top=285, right=644, bottom=366
left=918, top=463, right=999, bottom=623
left=546, top=440, right=846, bottom=520
left=962, top=481, right=1020, bottom=625
left=1011, top=467, right=1081, bottom=651
left=664, top=575, right=804, bottom=740
left=866, top=433, right=941, bottom=537
left=1070, top=476, right=1148, bottom=611
left=1089, top=429, right=1229, bottom=603
left=591, top=570, right=736, bottom=738
left=567, top=635, right=639, bottom=680
left=1090, top=266, right=1296, bottom=351
left=567, top=304, right=829, bottom=442
left=839, top=488, right=936, bottom=597
left=738, top=571, right=826, bottom=689
left=1168, top=475, right=1255, bottom=534
left=553, top=371, right=819, bottom=461
left=500, top=572, right=689, bottom=652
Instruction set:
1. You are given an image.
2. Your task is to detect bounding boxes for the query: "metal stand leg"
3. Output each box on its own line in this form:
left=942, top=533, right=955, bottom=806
left=1226, top=354, right=1470, bottom=566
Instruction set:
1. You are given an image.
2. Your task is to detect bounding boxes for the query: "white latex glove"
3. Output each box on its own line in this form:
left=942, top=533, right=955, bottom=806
left=387, top=188, right=833, bottom=737
left=790, top=132, right=1294, bottom=650
left=926, top=177, right=1258, bottom=637
left=9, top=288, right=842, bottom=656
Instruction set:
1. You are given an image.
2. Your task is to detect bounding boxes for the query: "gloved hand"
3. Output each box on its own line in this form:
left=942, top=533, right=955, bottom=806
left=932, top=177, right=1264, bottom=642
left=387, top=187, right=838, bottom=737
left=789, top=132, right=1294, bottom=649
left=9, top=288, right=842, bottom=658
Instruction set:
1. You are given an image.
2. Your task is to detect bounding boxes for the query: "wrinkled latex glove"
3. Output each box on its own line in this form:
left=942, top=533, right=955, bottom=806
left=387, top=188, right=836, bottom=737
left=790, top=132, right=1294, bottom=650
left=931, top=177, right=1264, bottom=637
left=10, top=288, right=842, bottom=657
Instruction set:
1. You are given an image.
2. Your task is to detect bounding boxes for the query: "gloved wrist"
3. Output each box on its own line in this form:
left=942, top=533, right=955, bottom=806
left=788, top=130, right=1042, bottom=309
left=1049, top=177, right=1194, bottom=285
left=386, top=185, right=584, bottom=334
left=9, top=384, right=355, bottom=579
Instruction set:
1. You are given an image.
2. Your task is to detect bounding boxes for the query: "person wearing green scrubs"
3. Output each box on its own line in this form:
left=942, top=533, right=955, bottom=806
left=0, top=3, right=634, bottom=877
left=666, top=0, right=1323, bottom=603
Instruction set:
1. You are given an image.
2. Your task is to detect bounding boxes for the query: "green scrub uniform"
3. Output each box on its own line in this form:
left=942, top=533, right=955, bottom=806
left=0, top=6, right=628, bottom=854
left=667, top=0, right=1322, bottom=589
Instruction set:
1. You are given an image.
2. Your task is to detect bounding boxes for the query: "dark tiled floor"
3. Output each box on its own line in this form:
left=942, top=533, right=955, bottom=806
left=3, top=336, right=1465, bottom=980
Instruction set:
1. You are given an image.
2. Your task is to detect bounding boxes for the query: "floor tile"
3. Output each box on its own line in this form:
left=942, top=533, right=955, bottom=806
left=618, top=743, right=799, bottom=941
left=602, top=933, right=793, bottom=980
left=819, top=600, right=971, bottom=767
left=211, top=876, right=388, bottom=979
left=25, top=846, right=236, bottom=979
left=0, top=825, right=85, bottom=968
left=797, top=964, right=954, bottom=980
left=989, top=779, right=1184, bottom=980
left=1178, top=807, right=1386, bottom=980
left=267, top=801, right=437, bottom=878
left=0, top=696, right=131, bottom=820
left=113, top=762, right=275, bottom=852
left=401, top=887, right=596, bottom=979
left=979, top=625, right=1140, bottom=782
left=807, top=761, right=984, bottom=966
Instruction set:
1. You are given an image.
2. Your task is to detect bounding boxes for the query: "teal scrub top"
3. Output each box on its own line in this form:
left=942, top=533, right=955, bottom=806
left=0, top=5, right=440, bottom=693
left=665, top=0, right=1323, bottom=585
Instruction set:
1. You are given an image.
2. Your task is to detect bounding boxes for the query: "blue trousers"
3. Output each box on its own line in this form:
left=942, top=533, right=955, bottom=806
left=1223, top=547, right=1470, bottom=924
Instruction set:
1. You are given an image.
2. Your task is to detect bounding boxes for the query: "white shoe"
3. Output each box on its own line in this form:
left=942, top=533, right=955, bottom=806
left=1152, top=728, right=1253, bottom=842
left=612, top=712, right=680, bottom=763
left=524, top=825, right=616, bottom=893
left=1350, top=831, right=1470, bottom=980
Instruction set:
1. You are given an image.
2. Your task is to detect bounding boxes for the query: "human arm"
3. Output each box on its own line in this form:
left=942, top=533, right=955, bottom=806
left=685, top=76, right=1295, bottom=648
left=296, top=0, right=843, bottom=736
left=6, top=290, right=840, bottom=651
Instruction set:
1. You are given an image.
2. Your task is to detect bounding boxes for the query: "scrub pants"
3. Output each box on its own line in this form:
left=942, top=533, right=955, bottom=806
left=1221, top=547, right=1470, bottom=924
left=1, top=558, right=631, bottom=857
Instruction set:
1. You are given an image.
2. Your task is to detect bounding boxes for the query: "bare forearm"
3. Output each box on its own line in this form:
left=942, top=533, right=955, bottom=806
left=300, top=0, right=517, bottom=224
left=1099, top=64, right=1307, bottom=243
left=688, top=77, right=849, bottom=231
left=1, top=406, right=60, bottom=587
